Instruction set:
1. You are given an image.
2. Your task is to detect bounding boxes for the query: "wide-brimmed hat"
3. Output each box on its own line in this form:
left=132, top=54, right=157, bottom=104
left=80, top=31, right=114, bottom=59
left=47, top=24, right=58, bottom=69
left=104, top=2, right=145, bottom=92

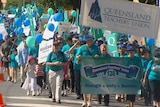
left=27, top=56, right=35, bottom=62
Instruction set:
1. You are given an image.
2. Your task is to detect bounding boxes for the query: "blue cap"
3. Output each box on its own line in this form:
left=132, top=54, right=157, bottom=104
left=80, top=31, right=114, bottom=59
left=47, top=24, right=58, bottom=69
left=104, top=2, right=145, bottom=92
left=79, top=37, right=85, bottom=42
left=126, top=43, right=135, bottom=51
left=85, top=35, right=93, bottom=42
left=11, top=48, right=17, bottom=52
left=118, top=43, right=126, bottom=49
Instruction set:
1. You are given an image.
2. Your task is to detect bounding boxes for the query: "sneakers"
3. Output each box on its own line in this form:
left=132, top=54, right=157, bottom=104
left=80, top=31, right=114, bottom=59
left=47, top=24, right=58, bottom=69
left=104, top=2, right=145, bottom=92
left=27, top=90, right=30, bottom=96
left=82, top=102, right=87, bottom=107
left=64, top=90, right=67, bottom=96
left=37, top=89, right=42, bottom=96
left=7, top=76, right=11, bottom=81
left=87, top=102, right=92, bottom=107
left=32, top=91, right=36, bottom=96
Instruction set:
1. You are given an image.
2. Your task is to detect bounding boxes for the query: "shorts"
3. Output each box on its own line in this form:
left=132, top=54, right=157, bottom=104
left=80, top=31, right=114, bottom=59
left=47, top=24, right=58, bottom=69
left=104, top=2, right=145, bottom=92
left=3, top=62, right=9, bottom=68
left=149, top=80, right=160, bottom=101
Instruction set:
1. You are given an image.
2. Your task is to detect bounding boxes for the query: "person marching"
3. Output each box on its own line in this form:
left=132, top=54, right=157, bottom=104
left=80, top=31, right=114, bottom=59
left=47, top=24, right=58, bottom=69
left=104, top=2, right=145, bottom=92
left=22, top=56, right=40, bottom=96
left=8, top=48, right=18, bottom=83
left=143, top=47, right=160, bottom=107
left=46, top=41, right=68, bottom=103
left=76, top=35, right=101, bottom=107
left=125, top=43, right=137, bottom=107
left=97, top=43, right=111, bottom=106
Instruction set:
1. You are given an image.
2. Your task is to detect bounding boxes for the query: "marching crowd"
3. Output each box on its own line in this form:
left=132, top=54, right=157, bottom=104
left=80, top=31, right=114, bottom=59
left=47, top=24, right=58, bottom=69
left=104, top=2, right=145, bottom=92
left=0, top=12, right=160, bottom=107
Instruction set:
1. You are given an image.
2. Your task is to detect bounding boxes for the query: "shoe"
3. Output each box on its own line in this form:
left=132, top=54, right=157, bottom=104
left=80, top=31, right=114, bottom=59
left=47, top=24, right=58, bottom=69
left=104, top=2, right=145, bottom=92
left=20, top=82, right=24, bottom=87
left=32, top=91, right=36, bottom=96
left=37, top=91, right=40, bottom=96
left=76, top=95, right=81, bottom=99
left=61, top=91, right=64, bottom=96
left=87, top=102, right=92, bottom=107
left=27, top=91, right=30, bottom=96
left=104, top=103, right=109, bottom=106
left=52, top=98, right=56, bottom=102
left=57, top=100, right=61, bottom=104
left=48, top=93, right=52, bottom=98
left=7, top=76, right=11, bottom=81
left=82, top=102, right=87, bottom=107
left=14, top=80, right=17, bottom=83
left=64, top=90, right=67, bottom=96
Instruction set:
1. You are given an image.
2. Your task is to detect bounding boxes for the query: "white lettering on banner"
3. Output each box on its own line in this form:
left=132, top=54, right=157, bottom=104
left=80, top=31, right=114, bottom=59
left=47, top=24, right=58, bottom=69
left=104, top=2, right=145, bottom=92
left=107, top=37, right=116, bottom=46
left=81, top=0, right=160, bottom=38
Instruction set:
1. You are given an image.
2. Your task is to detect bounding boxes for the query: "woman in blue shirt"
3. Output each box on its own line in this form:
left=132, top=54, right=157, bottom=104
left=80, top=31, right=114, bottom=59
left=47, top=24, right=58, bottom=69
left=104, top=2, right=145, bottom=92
left=76, top=35, right=101, bottom=107
left=143, top=48, right=160, bottom=107
left=140, top=47, right=152, bottom=105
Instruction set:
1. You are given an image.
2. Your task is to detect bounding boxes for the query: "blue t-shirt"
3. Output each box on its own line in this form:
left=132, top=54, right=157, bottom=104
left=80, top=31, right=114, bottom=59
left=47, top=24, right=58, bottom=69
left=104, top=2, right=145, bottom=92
left=10, top=53, right=18, bottom=68
left=28, top=46, right=39, bottom=58
left=76, top=44, right=101, bottom=57
left=147, top=60, right=160, bottom=80
left=46, top=51, right=67, bottom=71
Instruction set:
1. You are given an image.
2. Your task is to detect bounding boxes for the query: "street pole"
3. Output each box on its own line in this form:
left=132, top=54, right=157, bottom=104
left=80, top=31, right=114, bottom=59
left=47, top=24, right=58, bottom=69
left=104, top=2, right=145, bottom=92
left=23, top=0, right=25, bottom=6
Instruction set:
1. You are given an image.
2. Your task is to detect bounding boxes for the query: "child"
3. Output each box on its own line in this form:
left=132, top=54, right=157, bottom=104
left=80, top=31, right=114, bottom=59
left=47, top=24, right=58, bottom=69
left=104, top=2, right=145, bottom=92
left=22, top=55, right=40, bottom=96
left=35, top=63, right=44, bottom=95
left=9, top=48, right=18, bottom=83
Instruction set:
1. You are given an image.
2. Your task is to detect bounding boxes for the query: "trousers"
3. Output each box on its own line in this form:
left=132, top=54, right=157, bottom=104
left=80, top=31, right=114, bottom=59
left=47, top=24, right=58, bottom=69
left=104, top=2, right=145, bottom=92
left=49, top=69, right=63, bottom=101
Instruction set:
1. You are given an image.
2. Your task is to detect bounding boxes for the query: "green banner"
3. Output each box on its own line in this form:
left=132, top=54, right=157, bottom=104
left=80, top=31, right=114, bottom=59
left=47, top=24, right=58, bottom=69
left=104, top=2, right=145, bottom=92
left=106, top=32, right=119, bottom=57
left=81, top=56, right=142, bottom=94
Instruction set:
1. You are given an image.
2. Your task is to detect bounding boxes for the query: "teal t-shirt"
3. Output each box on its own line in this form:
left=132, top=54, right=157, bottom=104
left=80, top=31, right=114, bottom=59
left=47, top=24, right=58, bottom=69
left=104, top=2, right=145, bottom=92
left=28, top=46, right=39, bottom=58
left=46, top=51, right=67, bottom=71
left=61, top=44, right=72, bottom=58
left=148, top=60, right=160, bottom=80
left=73, top=48, right=81, bottom=71
left=10, top=53, right=18, bottom=68
left=76, top=44, right=101, bottom=57
left=61, top=44, right=71, bottom=53
left=119, top=53, right=128, bottom=57
left=141, top=57, right=152, bottom=73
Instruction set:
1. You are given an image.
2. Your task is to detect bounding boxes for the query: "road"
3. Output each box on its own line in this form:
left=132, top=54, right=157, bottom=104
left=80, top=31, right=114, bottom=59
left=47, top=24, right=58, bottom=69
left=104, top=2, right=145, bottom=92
left=0, top=72, right=152, bottom=107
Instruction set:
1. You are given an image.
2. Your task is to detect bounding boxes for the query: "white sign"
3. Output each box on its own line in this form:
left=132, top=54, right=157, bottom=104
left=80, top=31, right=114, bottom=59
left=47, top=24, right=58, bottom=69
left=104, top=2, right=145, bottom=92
left=38, top=15, right=59, bottom=63
left=81, top=0, right=160, bottom=39
left=58, top=22, right=71, bottom=36
left=70, top=25, right=80, bottom=34
left=0, top=23, right=8, bottom=38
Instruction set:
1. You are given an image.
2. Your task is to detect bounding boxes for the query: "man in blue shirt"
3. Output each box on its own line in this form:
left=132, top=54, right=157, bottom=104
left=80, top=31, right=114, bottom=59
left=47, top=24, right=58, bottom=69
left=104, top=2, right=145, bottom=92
left=46, top=41, right=67, bottom=104
left=17, top=35, right=28, bottom=87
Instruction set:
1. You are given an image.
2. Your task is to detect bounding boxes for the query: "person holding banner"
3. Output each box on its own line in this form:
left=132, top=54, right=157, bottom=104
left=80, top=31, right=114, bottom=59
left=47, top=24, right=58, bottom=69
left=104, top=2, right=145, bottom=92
left=46, top=41, right=68, bottom=103
left=140, top=47, right=152, bottom=106
left=125, top=43, right=137, bottom=107
left=143, top=47, right=160, bottom=107
left=97, top=43, right=110, bottom=106
left=76, top=35, right=101, bottom=107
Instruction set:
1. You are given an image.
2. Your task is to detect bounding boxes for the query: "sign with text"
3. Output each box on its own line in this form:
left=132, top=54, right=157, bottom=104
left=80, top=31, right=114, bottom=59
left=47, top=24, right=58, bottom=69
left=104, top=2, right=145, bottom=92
left=38, top=15, right=59, bottom=63
left=81, top=0, right=160, bottom=38
left=81, top=56, right=142, bottom=94
left=0, top=23, right=8, bottom=38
